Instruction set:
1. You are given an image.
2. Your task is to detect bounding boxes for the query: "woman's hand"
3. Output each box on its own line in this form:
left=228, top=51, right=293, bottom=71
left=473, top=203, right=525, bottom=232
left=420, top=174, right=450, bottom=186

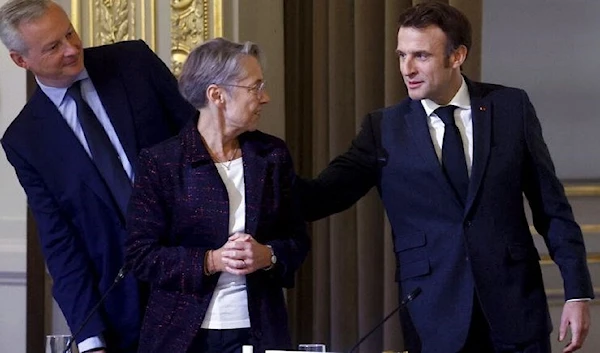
left=220, top=232, right=272, bottom=275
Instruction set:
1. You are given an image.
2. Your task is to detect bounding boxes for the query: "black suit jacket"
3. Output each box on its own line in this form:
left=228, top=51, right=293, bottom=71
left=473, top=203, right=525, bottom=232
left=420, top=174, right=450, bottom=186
left=300, top=78, right=593, bottom=353
left=1, top=40, right=195, bottom=351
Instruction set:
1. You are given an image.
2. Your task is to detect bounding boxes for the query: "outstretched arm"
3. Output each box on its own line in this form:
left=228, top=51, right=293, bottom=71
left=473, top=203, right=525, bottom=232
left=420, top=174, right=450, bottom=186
left=297, top=112, right=382, bottom=221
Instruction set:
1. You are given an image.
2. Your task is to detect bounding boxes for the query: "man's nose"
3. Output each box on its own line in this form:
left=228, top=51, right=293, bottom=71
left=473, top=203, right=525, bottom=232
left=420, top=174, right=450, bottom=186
left=63, top=39, right=79, bottom=56
left=401, top=58, right=416, bottom=76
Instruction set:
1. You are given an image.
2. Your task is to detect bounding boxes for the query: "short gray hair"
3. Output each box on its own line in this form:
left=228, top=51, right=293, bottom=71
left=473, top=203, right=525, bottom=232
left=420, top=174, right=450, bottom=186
left=0, top=0, right=54, bottom=53
left=178, top=37, right=263, bottom=109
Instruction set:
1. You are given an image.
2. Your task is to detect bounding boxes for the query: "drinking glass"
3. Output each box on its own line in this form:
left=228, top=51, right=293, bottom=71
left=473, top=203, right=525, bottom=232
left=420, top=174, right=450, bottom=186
left=45, top=335, right=73, bottom=353
left=298, top=343, right=326, bottom=352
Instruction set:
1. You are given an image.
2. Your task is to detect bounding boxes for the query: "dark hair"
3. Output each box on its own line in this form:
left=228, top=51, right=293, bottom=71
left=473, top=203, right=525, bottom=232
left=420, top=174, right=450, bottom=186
left=397, top=2, right=471, bottom=58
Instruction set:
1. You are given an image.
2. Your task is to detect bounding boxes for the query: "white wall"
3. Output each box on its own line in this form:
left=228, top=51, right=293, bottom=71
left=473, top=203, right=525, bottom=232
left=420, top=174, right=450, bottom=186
left=483, top=1, right=600, bottom=352
left=0, top=0, right=29, bottom=351
left=482, top=0, right=600, bottom=179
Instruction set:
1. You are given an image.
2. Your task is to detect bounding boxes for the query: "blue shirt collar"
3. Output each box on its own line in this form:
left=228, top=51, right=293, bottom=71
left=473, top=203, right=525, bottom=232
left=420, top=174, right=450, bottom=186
left=36, top=69, right=90, bottom=108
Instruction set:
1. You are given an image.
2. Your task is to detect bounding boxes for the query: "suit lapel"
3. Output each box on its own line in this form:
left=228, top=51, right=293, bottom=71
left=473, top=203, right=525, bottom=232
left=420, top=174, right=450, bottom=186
left=240, top=135, right=268, bottom=237
left=403, top=100, right=463, bottom=208
left=30, top=89, right=117, bottom=213
left=465, top=80, right=492, bottom=214
left=85, top=52, right=138, bottom=175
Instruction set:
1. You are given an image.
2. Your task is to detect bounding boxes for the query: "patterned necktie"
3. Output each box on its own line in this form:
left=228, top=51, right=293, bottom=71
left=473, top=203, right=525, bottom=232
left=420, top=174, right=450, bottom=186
left=435, top=105, right=469, bottom=204
left=66, top=80, right=132, bottom=216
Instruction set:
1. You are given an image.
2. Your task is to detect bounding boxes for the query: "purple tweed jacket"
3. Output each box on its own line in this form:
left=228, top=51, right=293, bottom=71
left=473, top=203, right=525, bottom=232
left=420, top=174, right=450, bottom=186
left=125, top=117, right=309, bottom=353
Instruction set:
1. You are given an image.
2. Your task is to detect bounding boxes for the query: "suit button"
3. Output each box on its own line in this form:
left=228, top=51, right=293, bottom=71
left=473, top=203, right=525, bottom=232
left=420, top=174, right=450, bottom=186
left=465, top=220, right=472, bottom=228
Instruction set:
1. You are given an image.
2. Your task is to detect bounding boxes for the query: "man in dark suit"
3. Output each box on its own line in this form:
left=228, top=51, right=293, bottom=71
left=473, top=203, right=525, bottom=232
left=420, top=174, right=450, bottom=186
left=299, top=3, right=593, bottom=353
left=0, top=1, right=195, bottom=352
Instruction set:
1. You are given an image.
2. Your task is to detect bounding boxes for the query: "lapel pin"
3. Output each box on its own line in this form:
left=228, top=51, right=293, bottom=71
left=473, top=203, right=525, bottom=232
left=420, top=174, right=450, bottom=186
left=479, top=106, right=486, bottom=111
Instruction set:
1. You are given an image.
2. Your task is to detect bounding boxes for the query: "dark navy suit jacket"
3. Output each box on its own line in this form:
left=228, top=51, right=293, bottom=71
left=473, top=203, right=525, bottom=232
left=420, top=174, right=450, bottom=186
left=300, top=78, right=593, bottom=353
left=1, top=40, right=195, bottom=352
left=125, top=118, right=309, bottom=353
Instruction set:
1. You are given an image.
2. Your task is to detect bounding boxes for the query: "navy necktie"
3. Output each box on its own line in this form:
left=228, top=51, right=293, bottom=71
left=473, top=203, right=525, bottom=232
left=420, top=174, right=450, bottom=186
left=67, top=80, right=131, bottom=216
left=435, top=105, right=469, bottom=204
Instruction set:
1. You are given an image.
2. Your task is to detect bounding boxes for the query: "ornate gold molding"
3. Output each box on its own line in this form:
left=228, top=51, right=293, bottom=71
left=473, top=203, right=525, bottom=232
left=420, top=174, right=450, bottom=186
left=581, top=224, right=600, bottom=233
left=71, top=0, right=156, bottom=50
left=170, top=0, right=207, bottom=76
left=96, top=0, right=135, bottom=44
left=530, top=224, right=600, bottom=236
left=564, top=184, right=600, bottom=197
left=170, top=0, right=223, bottom=76
left=541, top=252, right=600, bottom=266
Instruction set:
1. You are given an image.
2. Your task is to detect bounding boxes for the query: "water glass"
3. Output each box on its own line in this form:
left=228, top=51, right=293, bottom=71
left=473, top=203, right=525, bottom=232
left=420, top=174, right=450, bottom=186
left=45, top=335, right=73, bottom=353
left=298, top=343, right=326, bottom=352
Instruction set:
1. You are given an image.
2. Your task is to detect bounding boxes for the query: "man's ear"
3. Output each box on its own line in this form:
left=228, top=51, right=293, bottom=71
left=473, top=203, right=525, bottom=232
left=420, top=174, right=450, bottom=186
left=9, top=50, right=28, bottom=69
left=450, top=45, right=467, bottom=69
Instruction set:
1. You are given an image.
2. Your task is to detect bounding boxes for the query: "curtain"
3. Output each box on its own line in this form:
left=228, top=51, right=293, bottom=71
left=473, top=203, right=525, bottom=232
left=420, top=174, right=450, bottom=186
left=284, top=0, right=482, bottom=352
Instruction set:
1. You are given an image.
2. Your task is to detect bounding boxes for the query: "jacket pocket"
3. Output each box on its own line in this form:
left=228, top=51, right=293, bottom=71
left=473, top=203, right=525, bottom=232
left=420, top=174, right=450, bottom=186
left=396, top=259, right=430, bottom=281
left=507, top=244, right=541, bottom=262
left=394, top=231, right=426, bottom=252
left=394, top=232, right=430, bottom=281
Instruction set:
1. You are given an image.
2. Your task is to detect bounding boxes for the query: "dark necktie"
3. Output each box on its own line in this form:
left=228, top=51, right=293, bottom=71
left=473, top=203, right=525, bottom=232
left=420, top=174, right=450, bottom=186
left=435, top=105, right=469, bottom=204
left=67, top=80, right=132, bottom=216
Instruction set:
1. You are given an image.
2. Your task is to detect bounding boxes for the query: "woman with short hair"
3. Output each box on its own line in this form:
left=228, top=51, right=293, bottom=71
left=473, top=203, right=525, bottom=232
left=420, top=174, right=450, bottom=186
left=125, top=37, right=309, bottom=353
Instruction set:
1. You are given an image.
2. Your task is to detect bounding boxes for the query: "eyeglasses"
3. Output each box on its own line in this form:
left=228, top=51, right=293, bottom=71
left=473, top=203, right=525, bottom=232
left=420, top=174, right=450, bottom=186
left=217, top=81, right=267, bottom=97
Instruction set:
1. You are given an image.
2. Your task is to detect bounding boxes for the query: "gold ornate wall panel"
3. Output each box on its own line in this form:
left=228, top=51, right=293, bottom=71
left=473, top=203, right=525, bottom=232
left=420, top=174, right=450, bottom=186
left=170, top=0, right=222, bottom=76
left=71, top=0, right=156, bottom=50
left=70, top=0, right=223, bottom=75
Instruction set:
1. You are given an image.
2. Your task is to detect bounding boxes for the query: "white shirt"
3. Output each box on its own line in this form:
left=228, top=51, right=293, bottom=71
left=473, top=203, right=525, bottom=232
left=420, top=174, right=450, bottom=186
left=421, top=77, right=473, bottom=176
left=201, top=157, right=251, bottom=329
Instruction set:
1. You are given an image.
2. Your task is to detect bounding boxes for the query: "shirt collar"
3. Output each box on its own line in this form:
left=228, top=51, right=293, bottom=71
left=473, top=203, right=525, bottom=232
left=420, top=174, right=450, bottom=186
left=421, top=76, right=471, bottom=117
left=36, top=69, right=90, bottom=108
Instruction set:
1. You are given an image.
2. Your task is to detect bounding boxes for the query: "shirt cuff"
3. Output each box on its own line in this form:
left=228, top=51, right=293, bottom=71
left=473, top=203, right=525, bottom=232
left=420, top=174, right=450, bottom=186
left=566, top=298, right=591, bottom=302
left=78, top=335, right=105, bottom=353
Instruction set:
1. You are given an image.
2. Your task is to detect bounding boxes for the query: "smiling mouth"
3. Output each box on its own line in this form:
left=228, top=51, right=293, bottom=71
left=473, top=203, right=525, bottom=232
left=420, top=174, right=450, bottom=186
left=63, top=58, right=80, bottom=66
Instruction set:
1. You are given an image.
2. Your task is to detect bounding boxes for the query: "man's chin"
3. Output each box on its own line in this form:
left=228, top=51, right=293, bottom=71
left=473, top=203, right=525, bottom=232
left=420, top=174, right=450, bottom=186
left=65, top=66, right=84, bottom=79
left=407, top=91, right=425, bottom=101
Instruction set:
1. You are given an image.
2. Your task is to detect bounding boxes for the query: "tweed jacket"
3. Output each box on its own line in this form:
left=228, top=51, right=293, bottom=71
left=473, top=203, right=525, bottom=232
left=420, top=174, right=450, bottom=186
left=126, top=118, right=309, bottom=353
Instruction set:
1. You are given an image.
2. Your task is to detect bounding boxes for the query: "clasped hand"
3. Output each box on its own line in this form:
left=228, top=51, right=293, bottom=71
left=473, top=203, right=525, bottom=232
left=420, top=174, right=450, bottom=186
left=213, top=233, right=271, bottom=275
